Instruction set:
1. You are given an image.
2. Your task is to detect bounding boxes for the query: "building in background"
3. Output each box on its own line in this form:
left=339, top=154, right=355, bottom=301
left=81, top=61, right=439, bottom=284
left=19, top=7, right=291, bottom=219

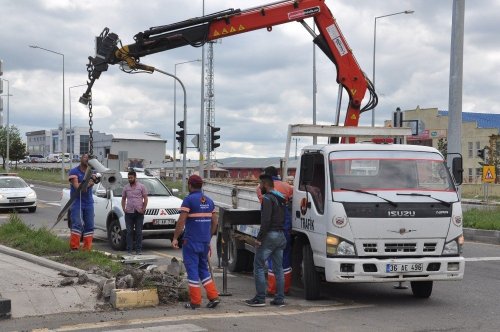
left=26, top=128, right=167, bottom=170
left=388, top=107, right=500, bottom=183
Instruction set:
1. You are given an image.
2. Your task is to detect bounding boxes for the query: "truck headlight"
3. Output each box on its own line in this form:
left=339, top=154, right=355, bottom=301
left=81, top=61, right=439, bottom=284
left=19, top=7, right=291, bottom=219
left=442, top=235, right=464, bottom=256
left=327, top=233, right=356, bottom=257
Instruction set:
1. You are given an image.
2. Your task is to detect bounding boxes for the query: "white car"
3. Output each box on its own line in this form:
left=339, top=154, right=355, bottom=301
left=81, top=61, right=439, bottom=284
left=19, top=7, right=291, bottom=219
left=0, top=174, right=37, bottom=213
left=61, top=171, right=183, bottom=250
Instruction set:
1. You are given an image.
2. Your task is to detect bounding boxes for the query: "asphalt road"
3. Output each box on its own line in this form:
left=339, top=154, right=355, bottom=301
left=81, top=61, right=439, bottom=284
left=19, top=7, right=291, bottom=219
left=2, top=183, right=499, bottom=331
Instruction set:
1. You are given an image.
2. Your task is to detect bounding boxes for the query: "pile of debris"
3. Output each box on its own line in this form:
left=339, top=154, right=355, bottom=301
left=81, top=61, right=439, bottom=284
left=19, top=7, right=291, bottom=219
left=58, top=270, right=90, bottom=286
left=98, top=257, right=189, bottom=304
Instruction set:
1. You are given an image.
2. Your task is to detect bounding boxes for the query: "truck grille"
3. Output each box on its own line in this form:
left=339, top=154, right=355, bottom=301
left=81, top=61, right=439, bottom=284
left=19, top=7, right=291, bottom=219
left=361, top=241, right=440, bottom=255
left=385, top=243, right=417, bottom=253
left=423, top=243, right=437, bottom=252
left=144, top=208, right=180, bottom=216
left=363, top=243, right=378, bottom=253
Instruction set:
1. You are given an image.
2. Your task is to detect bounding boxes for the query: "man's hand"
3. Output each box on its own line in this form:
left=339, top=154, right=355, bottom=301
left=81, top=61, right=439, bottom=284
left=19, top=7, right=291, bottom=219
left=171, top=238, right=179, bottom=249
left=255, top=240, right=261, bottom=247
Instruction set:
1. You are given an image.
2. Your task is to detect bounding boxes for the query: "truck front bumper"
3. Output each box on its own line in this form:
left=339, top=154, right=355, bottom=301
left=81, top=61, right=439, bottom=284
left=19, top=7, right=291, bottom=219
left=324, top=256, right=464, bottom=283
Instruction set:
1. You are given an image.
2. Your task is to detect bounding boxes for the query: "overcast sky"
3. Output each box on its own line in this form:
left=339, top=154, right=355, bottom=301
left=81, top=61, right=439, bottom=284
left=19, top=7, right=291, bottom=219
left=1, top=0, right=499, bottom=159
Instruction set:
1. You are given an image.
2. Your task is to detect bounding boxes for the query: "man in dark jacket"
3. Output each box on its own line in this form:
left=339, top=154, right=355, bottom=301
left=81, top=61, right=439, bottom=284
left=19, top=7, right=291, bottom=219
left=245, top=174, right=287, bottom=307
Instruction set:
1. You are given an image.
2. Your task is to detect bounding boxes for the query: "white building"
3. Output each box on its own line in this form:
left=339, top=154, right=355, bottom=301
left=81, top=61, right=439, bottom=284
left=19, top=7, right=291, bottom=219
left=26, top=128, right=167, bottom=170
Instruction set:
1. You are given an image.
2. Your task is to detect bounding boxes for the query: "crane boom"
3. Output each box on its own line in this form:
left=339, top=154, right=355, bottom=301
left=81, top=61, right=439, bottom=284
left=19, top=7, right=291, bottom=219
left=81, top=0, right=377, bottom=129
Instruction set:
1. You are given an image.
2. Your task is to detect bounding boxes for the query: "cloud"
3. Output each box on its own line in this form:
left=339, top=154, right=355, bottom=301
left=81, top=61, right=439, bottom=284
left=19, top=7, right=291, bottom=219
left=1, top=0, right=499, bottom=159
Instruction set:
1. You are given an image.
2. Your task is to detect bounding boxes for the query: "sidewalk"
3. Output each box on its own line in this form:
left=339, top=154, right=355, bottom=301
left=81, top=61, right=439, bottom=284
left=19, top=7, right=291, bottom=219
left=0, top=245, right=101, bottom=318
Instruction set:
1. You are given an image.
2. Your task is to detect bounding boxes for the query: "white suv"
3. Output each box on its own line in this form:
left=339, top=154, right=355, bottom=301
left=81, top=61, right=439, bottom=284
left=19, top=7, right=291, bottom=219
left=64, top=171, right=183, bottom=250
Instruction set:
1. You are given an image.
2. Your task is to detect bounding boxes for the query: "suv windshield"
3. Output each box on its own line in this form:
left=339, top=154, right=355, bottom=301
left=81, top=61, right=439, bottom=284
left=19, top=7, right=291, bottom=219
left=112, top=177, right=173, bottom=197
left=330, top=150, right=455, bottom=192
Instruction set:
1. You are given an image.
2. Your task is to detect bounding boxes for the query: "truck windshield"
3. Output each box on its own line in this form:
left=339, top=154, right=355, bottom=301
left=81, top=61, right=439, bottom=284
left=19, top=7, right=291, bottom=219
left=329, top=150, right=455, bottom=192
left=112, top=177, right=173, bottom=197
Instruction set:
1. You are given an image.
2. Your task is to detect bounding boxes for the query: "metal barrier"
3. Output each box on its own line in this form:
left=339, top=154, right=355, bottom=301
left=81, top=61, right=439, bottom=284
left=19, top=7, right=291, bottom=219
left=217, top=207, right=260, bottom=296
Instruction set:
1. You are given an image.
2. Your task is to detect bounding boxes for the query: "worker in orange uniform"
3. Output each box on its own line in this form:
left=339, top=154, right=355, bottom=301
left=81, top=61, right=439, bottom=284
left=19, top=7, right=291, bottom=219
left=256, top=166, right=293, bottom=295
left=172, top=174, right=220, bottom=309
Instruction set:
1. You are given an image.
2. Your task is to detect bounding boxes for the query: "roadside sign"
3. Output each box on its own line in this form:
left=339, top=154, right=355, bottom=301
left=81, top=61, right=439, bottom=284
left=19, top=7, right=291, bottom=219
left=482, top=165, right=496, bottom=183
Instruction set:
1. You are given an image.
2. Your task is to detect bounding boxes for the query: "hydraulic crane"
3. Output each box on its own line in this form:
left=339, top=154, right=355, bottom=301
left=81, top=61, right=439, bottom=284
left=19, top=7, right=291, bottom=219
left=80, top=0, right=377, bottom=137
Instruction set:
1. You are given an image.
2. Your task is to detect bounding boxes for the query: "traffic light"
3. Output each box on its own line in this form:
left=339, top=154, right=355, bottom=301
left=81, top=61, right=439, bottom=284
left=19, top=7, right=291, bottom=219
left=176, top=121, right=185, bottom=154
left=210, top=125, right=220, bottom=151
left=477, top=149, right=485, bottom=160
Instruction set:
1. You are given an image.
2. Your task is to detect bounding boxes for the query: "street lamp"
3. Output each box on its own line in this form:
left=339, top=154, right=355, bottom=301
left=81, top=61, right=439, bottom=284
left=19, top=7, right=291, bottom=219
left=1, top=79, right=11, bottom=171
left=69, top=83, right=87, bottom=168
left=29, top=45, right=66, bottom=180
left=155, top=68, right=189, bottom=194
left=173, top=60, right=200, bottom=182
left=372, top=10, right=414, bottom=127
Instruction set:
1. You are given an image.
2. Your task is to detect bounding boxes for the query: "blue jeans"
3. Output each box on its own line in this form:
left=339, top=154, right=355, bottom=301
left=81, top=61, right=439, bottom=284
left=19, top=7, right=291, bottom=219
left=125, top=211, right=144, bottom=253
left=254, top=231, right=287, bottom=301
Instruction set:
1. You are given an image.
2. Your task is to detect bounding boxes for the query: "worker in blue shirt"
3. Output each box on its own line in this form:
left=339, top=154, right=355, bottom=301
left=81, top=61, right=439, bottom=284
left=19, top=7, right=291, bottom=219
left=172, top=174, right=220, bottom=309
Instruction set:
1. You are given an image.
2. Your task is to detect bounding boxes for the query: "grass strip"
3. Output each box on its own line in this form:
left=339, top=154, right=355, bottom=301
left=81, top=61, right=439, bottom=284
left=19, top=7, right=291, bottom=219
left=0, top=214, right=122, bottom=273
left=463, top=207, right=500, bottom=231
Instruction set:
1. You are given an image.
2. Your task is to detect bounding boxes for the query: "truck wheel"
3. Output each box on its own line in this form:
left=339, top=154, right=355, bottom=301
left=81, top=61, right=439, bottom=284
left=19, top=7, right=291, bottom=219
left=302, top=244, right=321, bottom=300
left=291, top=240, right=304, bottom=288
left=108, top=218, right=126, bottom=251
left=411, top=281, right=433, bottom=298
left=228, top=233, right=249, bottom=272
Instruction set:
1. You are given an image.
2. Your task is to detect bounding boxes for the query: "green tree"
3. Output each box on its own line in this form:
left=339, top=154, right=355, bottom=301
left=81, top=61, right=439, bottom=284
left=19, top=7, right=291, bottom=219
left=0, top=126, right=27, bottom=169
left=437, top=138, right=448, bottom=159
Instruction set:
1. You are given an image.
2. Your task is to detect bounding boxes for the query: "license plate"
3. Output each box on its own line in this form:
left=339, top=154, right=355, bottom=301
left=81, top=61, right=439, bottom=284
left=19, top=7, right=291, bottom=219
left=9, top=199, right=24, bottom=203
left=153, top=219, right=176, bottom=225
left=386, top=263, right=423, bottom=273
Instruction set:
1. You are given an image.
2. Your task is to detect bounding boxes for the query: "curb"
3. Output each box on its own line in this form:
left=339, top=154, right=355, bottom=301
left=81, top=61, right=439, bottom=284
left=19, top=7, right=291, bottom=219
left=28, top=179, right=67, bottom=189
left=0, top=244, right=107, bottom=285
left=464, top=228, right=500, bottom=245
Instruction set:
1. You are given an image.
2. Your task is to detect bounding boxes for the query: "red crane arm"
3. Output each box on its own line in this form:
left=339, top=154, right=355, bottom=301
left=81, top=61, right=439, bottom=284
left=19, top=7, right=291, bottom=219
left=81, top=0, right=377, bottom=130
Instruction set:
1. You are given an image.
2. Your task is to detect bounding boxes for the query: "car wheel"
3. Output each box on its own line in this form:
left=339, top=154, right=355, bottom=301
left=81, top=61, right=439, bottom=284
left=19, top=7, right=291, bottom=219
left=28, top=206, right=36, bottom=213
left=108, top=217, right=126, bottom=251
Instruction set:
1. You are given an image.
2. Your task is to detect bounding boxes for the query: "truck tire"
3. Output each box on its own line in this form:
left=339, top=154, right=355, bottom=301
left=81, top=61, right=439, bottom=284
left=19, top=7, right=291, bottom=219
left=228, top=233, right=250, bottom=272
left=411, top=281, right=433, bottom=298
left=108, top=217, right=126, bottom=251
left=302, top=244, right=321, bottom=300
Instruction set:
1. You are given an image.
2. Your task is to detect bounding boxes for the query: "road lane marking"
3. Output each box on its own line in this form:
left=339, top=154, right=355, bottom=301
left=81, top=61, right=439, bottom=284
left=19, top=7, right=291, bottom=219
left=38, top=199, right=61, bottom=206
left=465, top=257, right=500, bottom=262
left=44, top=304, right=372, bottom=331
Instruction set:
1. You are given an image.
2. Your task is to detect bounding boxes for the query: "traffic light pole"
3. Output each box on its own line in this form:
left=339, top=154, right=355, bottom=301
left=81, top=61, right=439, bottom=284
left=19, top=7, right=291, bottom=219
left=156, top=68, right=188, bottom=194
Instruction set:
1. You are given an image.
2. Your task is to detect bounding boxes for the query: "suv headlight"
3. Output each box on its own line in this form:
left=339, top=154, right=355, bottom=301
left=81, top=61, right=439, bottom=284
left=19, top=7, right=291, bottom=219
left=442, top=235, right=464, bottom=256
left=326, top=233, right=356, bottom=257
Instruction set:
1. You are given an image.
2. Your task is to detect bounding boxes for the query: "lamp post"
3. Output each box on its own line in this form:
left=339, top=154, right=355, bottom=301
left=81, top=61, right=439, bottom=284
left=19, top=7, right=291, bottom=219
left=69, top=83, right=87, bottom=169
left=29, top=45, right=66, bottom=180
left=174, top=60, right=200, bottom=182
left=1, top=79, right=11, bottom=170
left=156, top=68, right=188, bottom=194
left=372, top=10, right=414, bottom=127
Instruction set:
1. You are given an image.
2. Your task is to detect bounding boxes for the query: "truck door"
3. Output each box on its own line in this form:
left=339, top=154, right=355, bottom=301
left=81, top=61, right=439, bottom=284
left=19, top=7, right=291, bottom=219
left=293, top=152, right=327, bottom=242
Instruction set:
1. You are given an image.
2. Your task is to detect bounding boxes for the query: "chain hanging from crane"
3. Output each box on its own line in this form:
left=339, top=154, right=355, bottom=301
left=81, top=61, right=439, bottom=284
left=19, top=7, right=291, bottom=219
left=84, top=60, right=95, bottom=157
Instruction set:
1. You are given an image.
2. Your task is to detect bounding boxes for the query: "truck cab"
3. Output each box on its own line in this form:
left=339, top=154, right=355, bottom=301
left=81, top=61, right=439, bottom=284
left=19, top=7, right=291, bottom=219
left=292, top=143, right=464, bottom=299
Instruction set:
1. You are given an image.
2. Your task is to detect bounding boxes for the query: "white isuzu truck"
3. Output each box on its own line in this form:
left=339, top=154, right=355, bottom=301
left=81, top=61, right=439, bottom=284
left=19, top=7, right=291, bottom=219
left=205, top=125, right=465, bottom=300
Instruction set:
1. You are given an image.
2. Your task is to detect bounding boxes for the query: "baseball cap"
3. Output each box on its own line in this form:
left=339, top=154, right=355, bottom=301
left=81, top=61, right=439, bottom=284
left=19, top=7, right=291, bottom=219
left=188, top=174, right=203, bottom=186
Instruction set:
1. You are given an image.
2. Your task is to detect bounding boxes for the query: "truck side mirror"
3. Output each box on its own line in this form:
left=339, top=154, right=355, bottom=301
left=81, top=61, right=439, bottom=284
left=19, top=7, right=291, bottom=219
left=451, top=156, right=463, bottom=185
left=300, top=155, right=315, bottom=185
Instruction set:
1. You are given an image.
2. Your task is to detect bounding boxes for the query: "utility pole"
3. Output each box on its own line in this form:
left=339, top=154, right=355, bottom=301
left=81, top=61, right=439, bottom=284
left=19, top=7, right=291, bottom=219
left=447, top=0, right=464, bottom=180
